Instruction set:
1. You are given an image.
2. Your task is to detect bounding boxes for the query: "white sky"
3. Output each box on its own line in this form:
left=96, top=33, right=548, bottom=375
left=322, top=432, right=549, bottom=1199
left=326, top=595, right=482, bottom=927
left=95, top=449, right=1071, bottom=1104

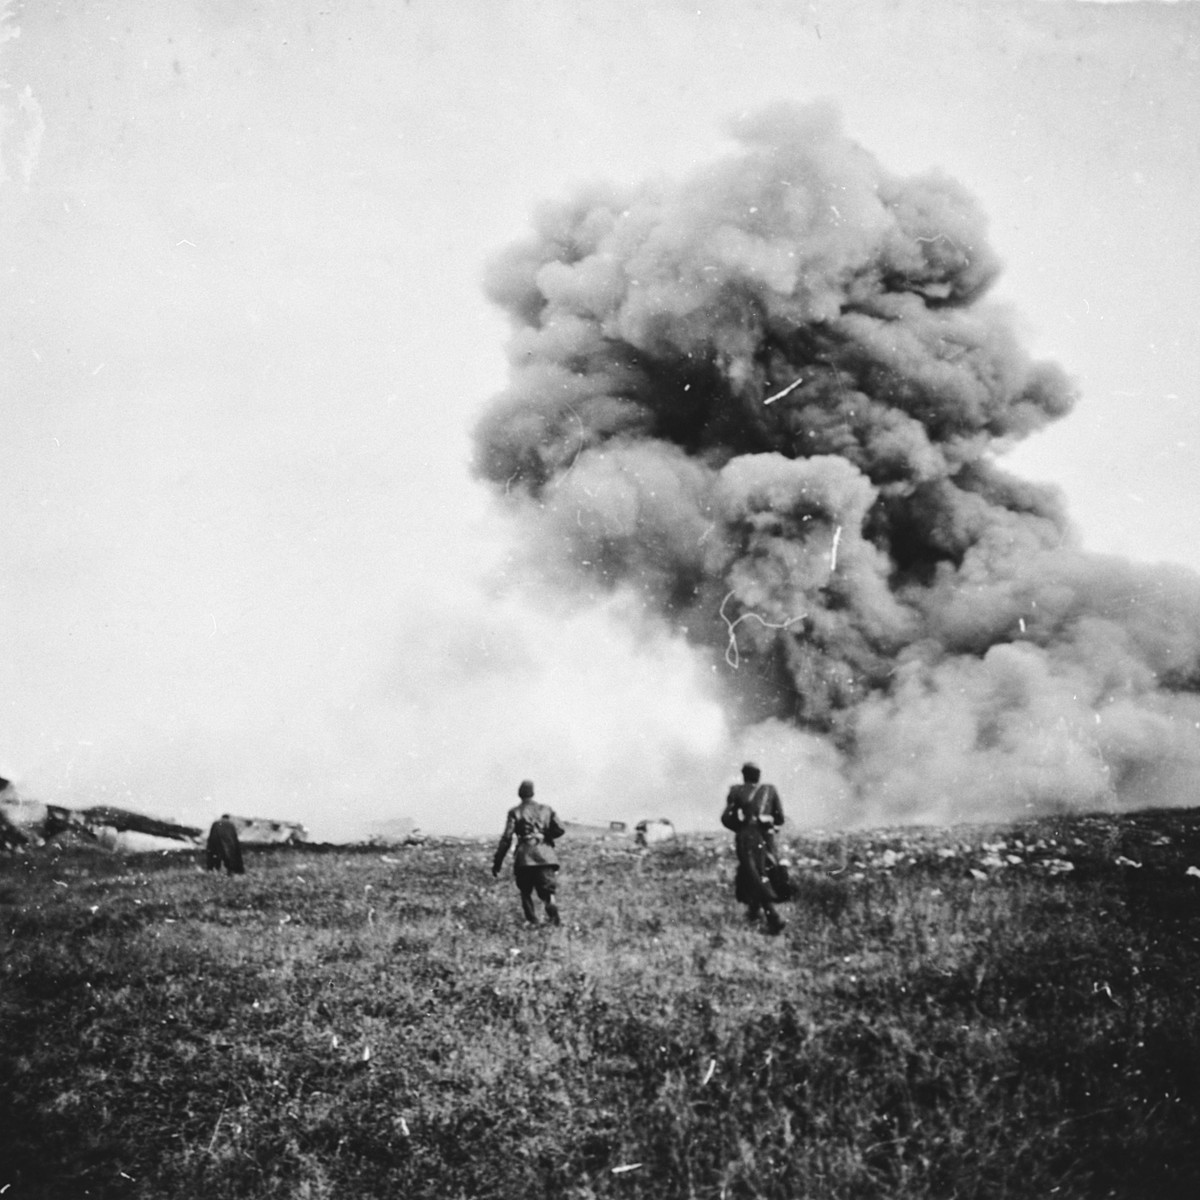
left=1, top=0, right=1197, bottom=838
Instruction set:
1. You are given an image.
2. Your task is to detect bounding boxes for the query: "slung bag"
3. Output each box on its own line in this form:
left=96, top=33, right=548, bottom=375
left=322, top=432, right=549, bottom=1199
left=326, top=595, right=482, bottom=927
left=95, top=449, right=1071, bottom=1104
left=751, top=784, right=795, bottom=903
left=766, top=858, right=795, bottom=902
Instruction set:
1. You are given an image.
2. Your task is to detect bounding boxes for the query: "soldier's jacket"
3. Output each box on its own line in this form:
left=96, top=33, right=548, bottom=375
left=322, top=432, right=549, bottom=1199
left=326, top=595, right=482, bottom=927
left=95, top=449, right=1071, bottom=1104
left=493, top=801, right=565, bottom=872
left=721, top=782, right=784, bottom=834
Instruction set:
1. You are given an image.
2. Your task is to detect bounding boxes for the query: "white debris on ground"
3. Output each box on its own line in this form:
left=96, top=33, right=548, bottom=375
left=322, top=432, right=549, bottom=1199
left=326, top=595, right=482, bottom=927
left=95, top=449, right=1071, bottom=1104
left=758, top=813, right=1196, bottom=885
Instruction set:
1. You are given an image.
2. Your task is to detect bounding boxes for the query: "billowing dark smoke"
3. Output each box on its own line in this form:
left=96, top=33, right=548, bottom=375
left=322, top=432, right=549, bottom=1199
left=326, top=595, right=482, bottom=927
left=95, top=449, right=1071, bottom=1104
left=473, top=102, right=1200, bottom=824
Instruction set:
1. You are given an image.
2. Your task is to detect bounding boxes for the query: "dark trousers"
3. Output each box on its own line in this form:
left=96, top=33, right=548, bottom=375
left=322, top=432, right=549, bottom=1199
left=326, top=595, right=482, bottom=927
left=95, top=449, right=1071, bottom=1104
left=515, top=864, right=560, bottom=924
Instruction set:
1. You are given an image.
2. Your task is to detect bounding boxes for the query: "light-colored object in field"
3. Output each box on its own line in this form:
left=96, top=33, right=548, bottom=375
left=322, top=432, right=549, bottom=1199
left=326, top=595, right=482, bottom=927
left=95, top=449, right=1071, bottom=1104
left=561, top=819, right=619, bottom=840
left=224, top=815, right=307, bottom=845
left=93, top=828, right=197, bottom=853
left=2, top=784, right=200, bottom=849
left=635, top=818, right=676, bottom=846
left=365, top=816, right=426, bottom=846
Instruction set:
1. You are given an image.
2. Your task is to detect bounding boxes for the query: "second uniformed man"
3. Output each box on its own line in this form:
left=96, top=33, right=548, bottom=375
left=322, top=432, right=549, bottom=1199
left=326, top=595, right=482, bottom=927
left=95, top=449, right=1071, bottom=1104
left=492, top=779, right=565, bottom=926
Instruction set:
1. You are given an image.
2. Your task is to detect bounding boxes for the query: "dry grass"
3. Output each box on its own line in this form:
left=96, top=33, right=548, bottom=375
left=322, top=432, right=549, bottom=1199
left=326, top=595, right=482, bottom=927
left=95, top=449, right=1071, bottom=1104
left=4, top=808, right=1200, bottom=1198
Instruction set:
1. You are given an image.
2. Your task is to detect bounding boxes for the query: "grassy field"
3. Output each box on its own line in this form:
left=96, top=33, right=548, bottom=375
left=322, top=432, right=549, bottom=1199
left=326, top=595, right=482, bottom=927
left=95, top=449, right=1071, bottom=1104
left=5, top=808, right=1200, bottom=1199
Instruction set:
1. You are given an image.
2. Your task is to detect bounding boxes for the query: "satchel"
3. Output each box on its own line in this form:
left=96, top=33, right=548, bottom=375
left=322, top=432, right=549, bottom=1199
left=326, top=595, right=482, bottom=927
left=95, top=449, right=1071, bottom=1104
left=766, top=859, right=795, bottom=902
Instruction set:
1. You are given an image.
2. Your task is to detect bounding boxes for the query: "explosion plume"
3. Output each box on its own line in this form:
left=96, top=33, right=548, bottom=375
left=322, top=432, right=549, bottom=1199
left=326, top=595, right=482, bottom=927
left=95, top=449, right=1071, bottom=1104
left=473, top=102, right=1200, bottom=825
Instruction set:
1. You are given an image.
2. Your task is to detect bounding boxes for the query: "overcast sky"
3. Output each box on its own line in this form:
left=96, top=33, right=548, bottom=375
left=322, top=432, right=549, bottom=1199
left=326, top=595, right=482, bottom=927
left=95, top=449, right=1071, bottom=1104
left=1, top=0, right=1197, bottom=839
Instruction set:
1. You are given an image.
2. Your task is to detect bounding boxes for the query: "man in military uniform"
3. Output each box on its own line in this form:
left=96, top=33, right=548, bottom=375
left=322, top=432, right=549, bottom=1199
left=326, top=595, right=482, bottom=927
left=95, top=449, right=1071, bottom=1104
left=721, top=762, right=786, bottom=934
left=206, top=814, right=245, bottom=875
left=492, top=780, right=565, bottom=926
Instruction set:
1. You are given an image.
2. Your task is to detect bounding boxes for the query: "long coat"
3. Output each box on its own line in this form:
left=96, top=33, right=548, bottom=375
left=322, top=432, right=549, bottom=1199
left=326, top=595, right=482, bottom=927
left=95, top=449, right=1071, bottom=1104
left=206, top=818, right=245, bottom=875
left=721, top=782, right=784, bottom=905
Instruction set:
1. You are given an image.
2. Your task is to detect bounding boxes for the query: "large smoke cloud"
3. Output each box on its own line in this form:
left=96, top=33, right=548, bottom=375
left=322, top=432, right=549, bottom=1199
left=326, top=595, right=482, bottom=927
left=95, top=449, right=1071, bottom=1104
left=473, top=102, right=1200, bottom=826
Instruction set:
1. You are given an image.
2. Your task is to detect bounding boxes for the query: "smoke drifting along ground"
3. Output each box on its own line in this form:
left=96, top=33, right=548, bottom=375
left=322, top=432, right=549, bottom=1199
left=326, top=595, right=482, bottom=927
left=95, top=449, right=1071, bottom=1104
left=473, top=102, right=1200, bottom=826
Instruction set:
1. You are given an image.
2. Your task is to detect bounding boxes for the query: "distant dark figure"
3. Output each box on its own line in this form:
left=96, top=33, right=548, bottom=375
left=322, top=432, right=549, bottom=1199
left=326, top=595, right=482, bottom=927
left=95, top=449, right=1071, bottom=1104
left=492, top=780, right=564, bottom=926
left=206, top=814, right=245, bottom=875
left=721, top=762, right=786, bottom=935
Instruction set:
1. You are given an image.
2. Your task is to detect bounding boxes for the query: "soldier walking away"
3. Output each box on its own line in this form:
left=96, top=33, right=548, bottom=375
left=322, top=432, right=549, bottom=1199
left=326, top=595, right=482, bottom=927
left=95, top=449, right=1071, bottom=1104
left=206, top=814, right=245, bottom=875
left=721, top=762, right=786, bottom=935
left=492, top=780, right=565, bottom=926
